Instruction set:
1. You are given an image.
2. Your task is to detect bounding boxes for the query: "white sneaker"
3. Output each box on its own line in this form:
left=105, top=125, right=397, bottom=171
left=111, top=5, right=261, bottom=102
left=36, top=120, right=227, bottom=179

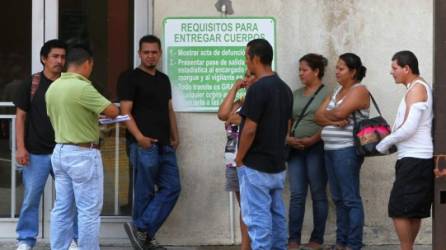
left=68, top=240, right=79, bottom=250
left=16, top=242, right=32, bottom=250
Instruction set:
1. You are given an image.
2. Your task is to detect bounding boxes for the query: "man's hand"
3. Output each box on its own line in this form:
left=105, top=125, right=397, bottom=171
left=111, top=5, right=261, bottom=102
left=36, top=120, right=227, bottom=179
left=137, top=136, right=158, bottom=149
left=16, top=147, right=29, bottom=166
left=170, top=138, right=179, bottom=150
left=235, top=155, right=243, bottom=167
left=434, top=168, right=446, bottom=178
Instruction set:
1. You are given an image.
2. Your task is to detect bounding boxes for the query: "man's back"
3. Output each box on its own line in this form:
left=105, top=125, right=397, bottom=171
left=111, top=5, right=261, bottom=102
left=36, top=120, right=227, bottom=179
left=240, top=74, right=293, bottom=173
left=46, top=72, right=110, bottom=143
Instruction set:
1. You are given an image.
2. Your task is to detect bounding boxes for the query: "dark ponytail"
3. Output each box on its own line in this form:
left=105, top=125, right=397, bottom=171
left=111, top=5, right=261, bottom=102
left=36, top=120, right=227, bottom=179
left=339, top=53, right=366, bottom=82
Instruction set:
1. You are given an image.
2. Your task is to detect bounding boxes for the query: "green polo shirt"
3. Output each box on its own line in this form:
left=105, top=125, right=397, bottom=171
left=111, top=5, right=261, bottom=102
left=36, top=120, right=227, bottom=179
left=46, top=72, right=111, bottom=143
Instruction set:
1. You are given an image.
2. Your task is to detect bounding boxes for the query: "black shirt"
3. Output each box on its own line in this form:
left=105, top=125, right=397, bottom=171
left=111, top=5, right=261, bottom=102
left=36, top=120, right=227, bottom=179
left=117, top=68, right=172, bottom=145
left=14, top=72, right=55, bottom=154
left=239, top=74, right=293, bottom=173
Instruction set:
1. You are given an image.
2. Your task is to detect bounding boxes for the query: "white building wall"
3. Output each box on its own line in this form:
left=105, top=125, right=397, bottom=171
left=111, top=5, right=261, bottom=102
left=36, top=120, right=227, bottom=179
left=151, top=0, right=433, bottom=245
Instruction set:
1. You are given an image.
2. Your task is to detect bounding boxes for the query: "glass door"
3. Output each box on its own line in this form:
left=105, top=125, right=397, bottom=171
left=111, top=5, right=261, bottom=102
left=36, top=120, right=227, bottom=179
left=0, top=0, right=33, bottom=239
left=0, top=0, right=151, bottom=240
left=52, top=0, right=151, bottom=239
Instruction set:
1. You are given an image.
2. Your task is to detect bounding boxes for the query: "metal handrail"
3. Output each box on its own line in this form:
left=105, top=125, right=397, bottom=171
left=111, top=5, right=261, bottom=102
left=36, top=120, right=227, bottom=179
left=0, top=102, right=122, bottom=217
left=0, top=102, right=16, bottom=218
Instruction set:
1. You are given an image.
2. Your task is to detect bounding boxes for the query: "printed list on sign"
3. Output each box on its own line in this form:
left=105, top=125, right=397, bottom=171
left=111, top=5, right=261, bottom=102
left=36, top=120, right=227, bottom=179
left=168, top=46, right=246, bottom=110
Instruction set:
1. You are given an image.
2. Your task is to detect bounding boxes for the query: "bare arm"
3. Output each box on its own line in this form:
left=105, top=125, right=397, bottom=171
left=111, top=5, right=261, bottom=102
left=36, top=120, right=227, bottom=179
left=225, top=113, right=242, bottom=126
left=218, top=79, right=244, bottom=121
left=324, top=85, right=370, bottom=121
left=120, top=100, right=157, bottom=148
left=102, top=103, right=119, bottom=118
left=315, top=95, right=349, bottom=126
left=15, top=108, right=29, bottom=165
left=235, top=118, right=257, bottom=167
left=402, top=83, right=427, bottom=124
left=168, top=100, right=180, bottom=149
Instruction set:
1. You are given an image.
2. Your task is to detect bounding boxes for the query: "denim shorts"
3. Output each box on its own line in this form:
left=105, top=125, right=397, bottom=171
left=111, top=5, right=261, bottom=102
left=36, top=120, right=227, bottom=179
left=388, top=157, right=434, bottom=218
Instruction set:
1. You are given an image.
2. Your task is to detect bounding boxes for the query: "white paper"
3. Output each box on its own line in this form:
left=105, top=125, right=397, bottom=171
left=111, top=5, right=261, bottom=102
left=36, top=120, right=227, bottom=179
left=99, top=115, right=130, bottom=125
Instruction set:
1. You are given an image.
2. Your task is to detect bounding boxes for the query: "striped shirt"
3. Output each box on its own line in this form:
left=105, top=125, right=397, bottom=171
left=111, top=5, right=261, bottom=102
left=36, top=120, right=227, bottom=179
left=321, top=84, right=369, bottom=150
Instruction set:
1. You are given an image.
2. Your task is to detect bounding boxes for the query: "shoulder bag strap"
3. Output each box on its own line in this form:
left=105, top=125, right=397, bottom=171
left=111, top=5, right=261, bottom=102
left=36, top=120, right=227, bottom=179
left=290, top=84, right=325, bottom=136
left=30, top=72, right=41, bottom=102
left=352, top=92, right=382, bottom=126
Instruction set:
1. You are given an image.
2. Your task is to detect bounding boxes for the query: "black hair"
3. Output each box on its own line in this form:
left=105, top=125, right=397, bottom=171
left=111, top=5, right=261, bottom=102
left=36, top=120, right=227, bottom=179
left=40, top=39, right=67, bottom=65
left=339, top=53, right=367, bottom=82
left=299, top=53, right=328, bottom=79
left=392, top=50, right=420, bottom=75
left=139, top=35, right=162, bottom=50
left=66, top=44, right=93, bottom=66
left=246, top=39, right=273, bottom=66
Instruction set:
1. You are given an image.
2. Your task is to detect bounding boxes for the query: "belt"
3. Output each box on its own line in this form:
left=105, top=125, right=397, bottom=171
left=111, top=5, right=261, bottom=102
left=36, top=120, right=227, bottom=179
left=64, top=142, right=100, bottom=149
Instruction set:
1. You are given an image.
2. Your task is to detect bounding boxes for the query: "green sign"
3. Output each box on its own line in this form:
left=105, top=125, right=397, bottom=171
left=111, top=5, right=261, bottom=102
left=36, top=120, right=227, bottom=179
left=163, top=17, right=276, bottom=112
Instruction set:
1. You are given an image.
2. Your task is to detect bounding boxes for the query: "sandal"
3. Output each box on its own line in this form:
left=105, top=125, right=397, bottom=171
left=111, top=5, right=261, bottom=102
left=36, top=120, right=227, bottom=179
left=288, top=241, right=300, bottom=250
left=300, top=242, right=323, bottom=250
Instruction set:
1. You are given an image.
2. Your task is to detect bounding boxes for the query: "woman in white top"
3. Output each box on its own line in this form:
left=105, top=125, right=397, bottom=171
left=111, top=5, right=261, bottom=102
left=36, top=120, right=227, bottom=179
left=376, top=51, right=434, bottom=250
left=315, top=53, right=370, bottom=250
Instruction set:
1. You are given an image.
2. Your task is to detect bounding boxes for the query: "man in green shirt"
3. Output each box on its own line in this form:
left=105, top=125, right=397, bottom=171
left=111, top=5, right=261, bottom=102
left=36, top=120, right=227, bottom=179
left=46, top=46, right=118, bottom=250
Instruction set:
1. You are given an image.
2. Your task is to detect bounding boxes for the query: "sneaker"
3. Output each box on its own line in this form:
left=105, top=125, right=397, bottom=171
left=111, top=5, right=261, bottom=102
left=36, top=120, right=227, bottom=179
left=68, top=240, right=79, bottom=250
left=144, top=238, right=167, bottom=250
left=16, top=242, right=32, bottom=250
left=124, top=222, right=147, bottom=250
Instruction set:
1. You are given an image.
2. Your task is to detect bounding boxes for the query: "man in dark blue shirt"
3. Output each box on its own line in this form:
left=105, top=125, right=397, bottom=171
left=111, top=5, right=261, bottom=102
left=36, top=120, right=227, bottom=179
left=235, top=39, right=293, bottom=250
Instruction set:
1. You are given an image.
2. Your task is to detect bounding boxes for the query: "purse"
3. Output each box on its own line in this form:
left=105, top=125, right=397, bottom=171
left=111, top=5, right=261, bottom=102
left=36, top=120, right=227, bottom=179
left=285, top=84, right=324, bottom=160
left=352, top=93, right=396, bottom=157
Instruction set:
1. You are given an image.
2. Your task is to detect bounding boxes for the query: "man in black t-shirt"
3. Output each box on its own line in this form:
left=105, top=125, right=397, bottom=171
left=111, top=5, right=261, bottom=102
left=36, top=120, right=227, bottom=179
left=235, top=39, right=293, bottom=250
left=14, top=40, right=78, bottom=250
left=118, top=35, right=180, bottom=250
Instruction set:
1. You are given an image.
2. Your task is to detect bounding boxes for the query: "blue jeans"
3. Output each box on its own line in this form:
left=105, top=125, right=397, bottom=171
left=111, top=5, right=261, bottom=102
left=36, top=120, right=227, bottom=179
left=325, top=147, right=364, bottom=250
left=288, top=142, right=327, bottom=244
left=50, top=144, right=103, bottom=250
left=237, top=166, right=287, bottom=250
left=130, top=143, right=181, bottom=239
left=16, top=153, right=78, bottom=247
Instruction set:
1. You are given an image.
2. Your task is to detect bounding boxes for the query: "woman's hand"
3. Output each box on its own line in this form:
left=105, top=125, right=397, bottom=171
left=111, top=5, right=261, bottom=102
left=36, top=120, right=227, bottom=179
left=233, top=79, right=246, bottom=91
left=287, top=136, right=304, bottom=150
left=333, top=119, right=349, bottom=127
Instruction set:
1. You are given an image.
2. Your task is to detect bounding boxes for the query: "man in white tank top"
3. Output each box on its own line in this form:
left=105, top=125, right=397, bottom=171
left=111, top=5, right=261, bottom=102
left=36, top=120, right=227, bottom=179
left=377, top=51, right=434, bottom=250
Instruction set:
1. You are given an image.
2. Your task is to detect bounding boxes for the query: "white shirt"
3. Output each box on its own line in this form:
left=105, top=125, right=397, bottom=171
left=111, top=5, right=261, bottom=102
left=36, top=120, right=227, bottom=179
left=376, top=79, right=433, bottom=159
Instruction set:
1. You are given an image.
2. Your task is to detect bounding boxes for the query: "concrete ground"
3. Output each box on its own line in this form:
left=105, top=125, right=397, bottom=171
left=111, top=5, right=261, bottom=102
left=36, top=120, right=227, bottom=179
left=0, top=241, right=432, bottom=250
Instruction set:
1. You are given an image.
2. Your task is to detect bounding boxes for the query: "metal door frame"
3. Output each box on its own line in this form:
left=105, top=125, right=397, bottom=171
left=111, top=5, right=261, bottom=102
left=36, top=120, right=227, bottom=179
left=433, top=0, right=446, bottom=249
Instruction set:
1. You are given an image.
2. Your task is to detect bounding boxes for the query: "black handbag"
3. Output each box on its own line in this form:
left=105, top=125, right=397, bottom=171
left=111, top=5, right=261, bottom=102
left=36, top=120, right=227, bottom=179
left=285, top=84, right=324, bottom=160
left=352, top=93, right=396, bottom=157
